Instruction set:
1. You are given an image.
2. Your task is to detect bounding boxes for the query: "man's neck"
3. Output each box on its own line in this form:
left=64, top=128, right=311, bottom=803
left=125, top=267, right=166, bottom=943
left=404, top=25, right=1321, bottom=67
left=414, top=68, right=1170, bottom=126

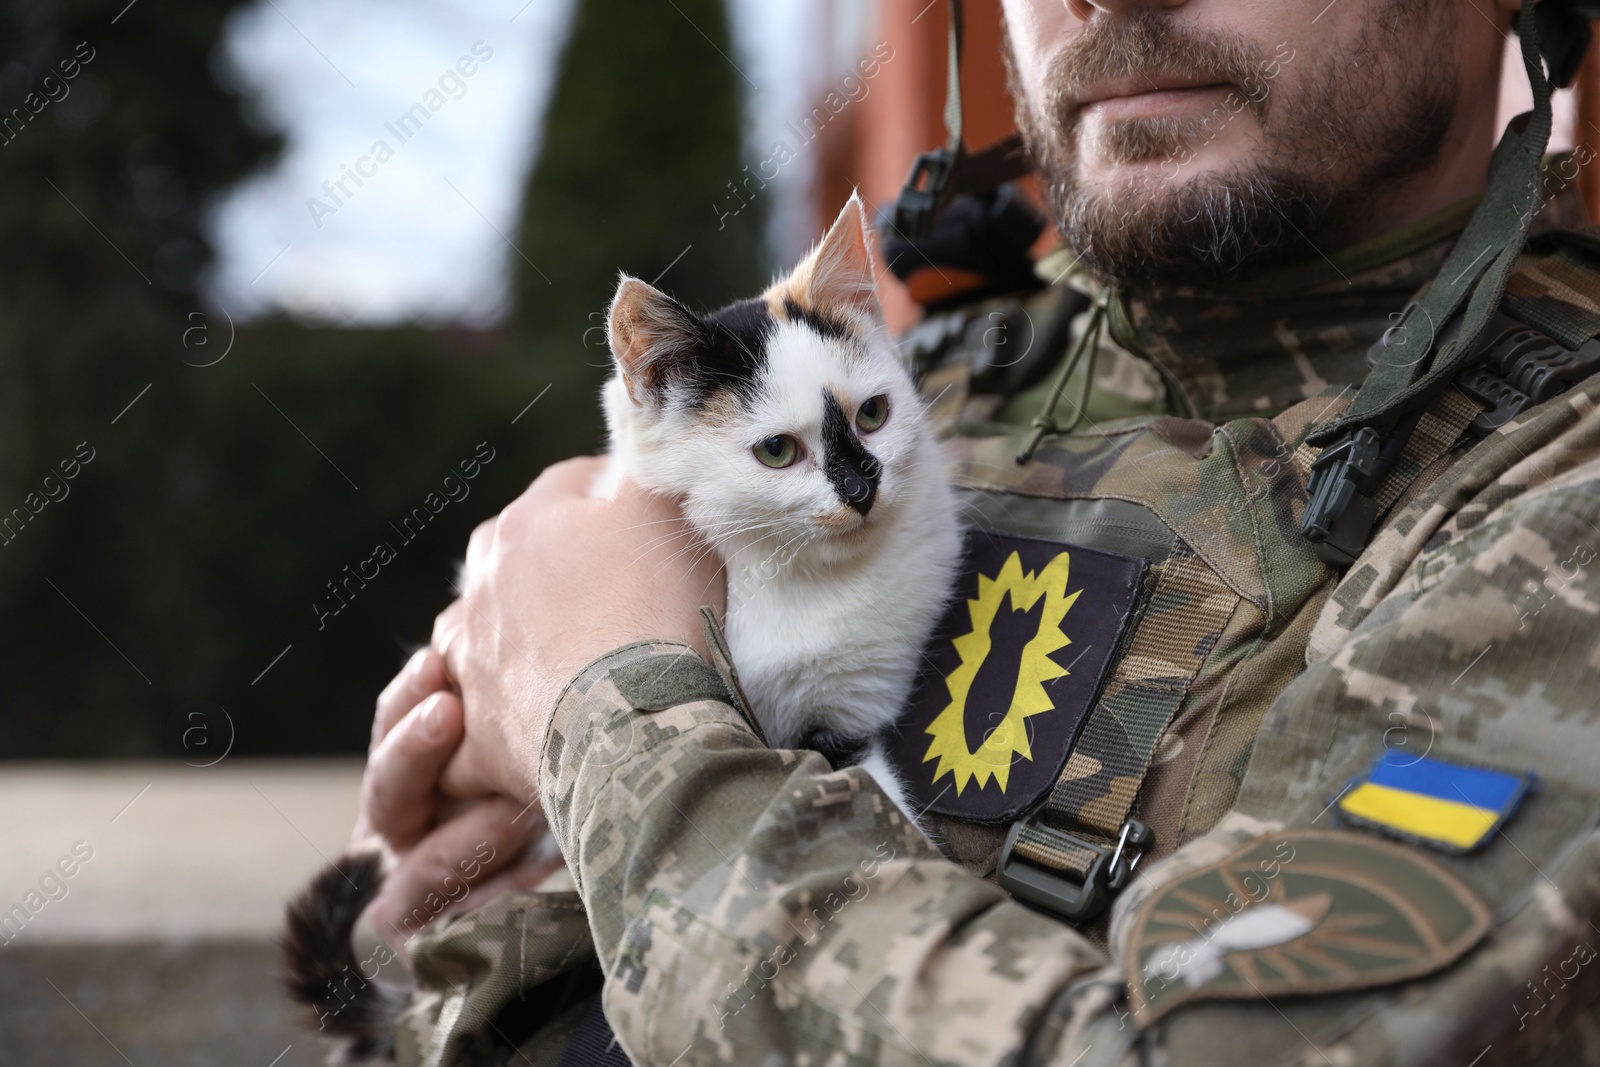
left=1329, top=150, right=1491, bottom=254
left=1326, top=46, right=1506, bottom=252
left=1107, top=193, right=1481, bottom=420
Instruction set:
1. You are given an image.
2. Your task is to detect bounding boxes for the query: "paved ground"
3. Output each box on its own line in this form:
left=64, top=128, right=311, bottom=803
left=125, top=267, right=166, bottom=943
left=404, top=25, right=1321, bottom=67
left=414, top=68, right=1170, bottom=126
left=0, top=760, right=365, bottom=1065
left=3, top=940, right=333, bottom=1067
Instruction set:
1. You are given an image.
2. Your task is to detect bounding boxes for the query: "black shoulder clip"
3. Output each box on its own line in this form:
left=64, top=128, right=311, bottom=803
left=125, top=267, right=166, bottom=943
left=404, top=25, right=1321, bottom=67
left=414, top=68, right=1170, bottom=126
left=1302, top=307, right=1600, bottom=566
left=886, top=0, right=1032, bottom=241
left=1300, top=427, right=1385, bottom=568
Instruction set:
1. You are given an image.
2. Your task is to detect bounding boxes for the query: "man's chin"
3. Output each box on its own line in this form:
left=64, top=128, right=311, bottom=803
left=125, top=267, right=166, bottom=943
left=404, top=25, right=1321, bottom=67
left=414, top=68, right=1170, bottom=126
left=1074, top=156, right=1185, bottom=189
left=1056, top=163, right=1327, bottom=289
left=1076, top=122, right=1260, bottom=189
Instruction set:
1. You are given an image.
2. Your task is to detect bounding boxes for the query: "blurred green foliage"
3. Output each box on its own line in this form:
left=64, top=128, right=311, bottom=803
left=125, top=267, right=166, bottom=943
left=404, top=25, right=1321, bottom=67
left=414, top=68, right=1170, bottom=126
left=1, top=0, right=766, bottom=758
left=515, top=0, right=768, bottom=339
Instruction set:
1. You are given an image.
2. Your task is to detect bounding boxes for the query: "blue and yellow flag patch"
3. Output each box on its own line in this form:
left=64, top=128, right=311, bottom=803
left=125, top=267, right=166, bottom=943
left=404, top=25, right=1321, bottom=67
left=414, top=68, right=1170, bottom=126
left=1335, top=749, right=1534, bottom=853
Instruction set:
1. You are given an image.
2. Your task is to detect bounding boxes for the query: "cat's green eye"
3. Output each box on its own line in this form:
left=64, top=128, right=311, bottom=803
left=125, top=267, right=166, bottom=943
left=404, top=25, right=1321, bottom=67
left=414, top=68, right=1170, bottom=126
left=856, top=394, right=889, bottom=432
left=754, top=434, right=799, bottom=468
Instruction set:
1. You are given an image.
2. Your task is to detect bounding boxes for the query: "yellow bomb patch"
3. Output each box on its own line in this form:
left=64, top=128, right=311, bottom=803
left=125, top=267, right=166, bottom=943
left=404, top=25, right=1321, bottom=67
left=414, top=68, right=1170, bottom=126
left=885, top=528, right=1147, bottom=823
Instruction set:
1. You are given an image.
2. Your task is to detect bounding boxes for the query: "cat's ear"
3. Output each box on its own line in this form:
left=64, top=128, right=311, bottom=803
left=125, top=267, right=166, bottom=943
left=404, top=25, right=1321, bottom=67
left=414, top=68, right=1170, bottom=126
left=790, top=191, right=881, bottom=324
left=607, top=274, right=703, bottom=406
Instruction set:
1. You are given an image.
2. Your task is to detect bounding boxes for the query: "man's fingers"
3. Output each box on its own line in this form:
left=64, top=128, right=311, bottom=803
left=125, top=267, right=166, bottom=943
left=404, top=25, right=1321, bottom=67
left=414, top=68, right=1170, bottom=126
left=363, top=796, right=538, bottom=954
left=361, top=691, right=465, bottom=850
left=436, top=730, right=504, bottom=802
left=431, top=599, right=467, bottom=686
left=372, top=646, right=449, bottom=750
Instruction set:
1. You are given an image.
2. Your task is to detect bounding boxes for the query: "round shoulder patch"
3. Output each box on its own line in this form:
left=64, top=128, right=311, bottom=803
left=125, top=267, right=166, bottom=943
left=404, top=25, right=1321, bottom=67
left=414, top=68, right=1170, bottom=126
left=1124, top=829, right=1492, bottom=1026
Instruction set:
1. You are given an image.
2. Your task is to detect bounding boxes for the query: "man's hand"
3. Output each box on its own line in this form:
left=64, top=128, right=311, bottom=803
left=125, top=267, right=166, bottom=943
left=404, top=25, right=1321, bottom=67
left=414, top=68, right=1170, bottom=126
left=357, top=646, right=563, bottom=957
left=432, top=456, right=725, bottom=805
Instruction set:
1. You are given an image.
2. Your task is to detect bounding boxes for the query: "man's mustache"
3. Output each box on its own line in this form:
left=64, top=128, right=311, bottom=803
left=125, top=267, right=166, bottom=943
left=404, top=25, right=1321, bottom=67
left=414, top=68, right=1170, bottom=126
left=1044, top=12, right=1276, bottom=127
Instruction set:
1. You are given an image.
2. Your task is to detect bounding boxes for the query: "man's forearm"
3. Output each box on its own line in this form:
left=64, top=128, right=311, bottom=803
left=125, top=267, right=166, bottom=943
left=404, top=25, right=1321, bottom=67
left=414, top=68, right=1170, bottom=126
left=539, top=640, right=1114, bottom=1067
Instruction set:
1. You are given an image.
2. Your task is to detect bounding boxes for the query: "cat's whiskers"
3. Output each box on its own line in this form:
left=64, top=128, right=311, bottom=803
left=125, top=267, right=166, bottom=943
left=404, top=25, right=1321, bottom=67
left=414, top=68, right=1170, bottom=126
left=623, top=527, right=711, bottom=559
left=619, top=514, right=779, bottom=536
left=698, top=516, right=788, bottom=551
left=736, top=524, right=821, bottom=587
left=621, top=515, right=785, bottom=557
left=629, top=513, right=801, bottom=577
left=652, top=520, right=793, bottom=591
left=616, top=515, right=716, bottom=533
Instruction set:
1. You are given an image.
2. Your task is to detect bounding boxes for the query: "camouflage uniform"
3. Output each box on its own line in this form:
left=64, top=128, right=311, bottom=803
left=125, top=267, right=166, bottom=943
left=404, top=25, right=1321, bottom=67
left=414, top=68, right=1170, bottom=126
left=396, top=173, right=1600, bottom=1066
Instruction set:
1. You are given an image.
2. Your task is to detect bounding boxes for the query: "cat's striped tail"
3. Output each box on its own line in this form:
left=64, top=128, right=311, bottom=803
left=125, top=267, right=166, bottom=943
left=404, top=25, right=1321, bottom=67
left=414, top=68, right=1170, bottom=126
left=282, top=850, right=405, bottom=1064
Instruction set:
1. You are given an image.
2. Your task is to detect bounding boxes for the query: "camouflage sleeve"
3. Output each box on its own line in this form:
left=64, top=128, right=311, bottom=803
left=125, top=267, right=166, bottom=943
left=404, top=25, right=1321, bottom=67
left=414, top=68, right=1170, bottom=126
left=396, top=888, right=597, bottom=1067
left=537, top=640, right=1116, bottom=1067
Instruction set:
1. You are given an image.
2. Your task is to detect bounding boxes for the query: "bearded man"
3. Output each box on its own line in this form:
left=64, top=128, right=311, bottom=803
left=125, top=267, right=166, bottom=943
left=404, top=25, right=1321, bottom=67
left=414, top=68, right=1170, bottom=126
left=337, top=1, right=1600, bottom=1063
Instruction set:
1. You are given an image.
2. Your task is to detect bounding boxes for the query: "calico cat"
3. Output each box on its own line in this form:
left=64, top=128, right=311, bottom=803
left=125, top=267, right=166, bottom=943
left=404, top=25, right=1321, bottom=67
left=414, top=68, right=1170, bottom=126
left=283, top=193, right=962, bottom=1062
left=595, top=192, right=962, bottom=819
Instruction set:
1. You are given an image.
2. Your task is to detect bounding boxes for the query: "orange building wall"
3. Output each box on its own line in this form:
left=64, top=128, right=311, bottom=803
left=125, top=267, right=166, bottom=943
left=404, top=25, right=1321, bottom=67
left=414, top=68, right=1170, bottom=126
left=813, top=0, right=1020, bottom=331
left=1580, top=34, right=1600, bottom=216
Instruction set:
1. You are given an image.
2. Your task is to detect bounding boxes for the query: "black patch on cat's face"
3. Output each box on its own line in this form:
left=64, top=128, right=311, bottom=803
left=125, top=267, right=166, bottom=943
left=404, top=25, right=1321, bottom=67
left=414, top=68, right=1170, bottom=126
left=783, top=296, right=851, bottom=343
left=821, top=389, right=879, bottom=516
left=688, top=297, right=773, bottom=408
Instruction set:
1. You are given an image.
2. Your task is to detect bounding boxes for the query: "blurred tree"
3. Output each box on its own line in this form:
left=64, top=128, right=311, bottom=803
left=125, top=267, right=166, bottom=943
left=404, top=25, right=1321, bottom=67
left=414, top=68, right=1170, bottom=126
left=0, top=0, right=767, bottom=758
left=513, top=0, right=768, bottom=400
left=0, top=0, right=282, bottom=755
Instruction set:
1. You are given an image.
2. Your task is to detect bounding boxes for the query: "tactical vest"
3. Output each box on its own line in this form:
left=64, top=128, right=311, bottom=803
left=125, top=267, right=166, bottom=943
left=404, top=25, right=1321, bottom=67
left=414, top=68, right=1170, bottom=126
left=872, top=0, right=1598, bottom=1053
left=879, top=202, right=1600, bottom=941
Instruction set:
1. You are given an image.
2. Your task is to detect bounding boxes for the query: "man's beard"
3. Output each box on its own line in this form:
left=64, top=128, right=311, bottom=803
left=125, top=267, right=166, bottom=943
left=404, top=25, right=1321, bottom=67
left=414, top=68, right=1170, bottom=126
left=1012, top=6, right=1458, bottom=289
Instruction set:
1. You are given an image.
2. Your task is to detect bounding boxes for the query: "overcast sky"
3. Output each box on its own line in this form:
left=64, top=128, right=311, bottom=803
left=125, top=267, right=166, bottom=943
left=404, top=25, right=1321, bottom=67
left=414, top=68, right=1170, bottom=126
left=205, top=0, right=816, bottom=328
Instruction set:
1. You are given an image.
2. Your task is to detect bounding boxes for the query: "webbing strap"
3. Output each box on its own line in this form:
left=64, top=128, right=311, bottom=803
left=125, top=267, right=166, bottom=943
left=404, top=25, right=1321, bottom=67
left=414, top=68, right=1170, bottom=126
left=1370, top=388, right=1483, bottom=511
left=1292, top=383, right=1478, bottom=566
left=1038, top=541, right=1241, bottom=848
left=936, top=0, right=1030, bottom=196
left=1300, top=0, right=1553, bottom=565
left=1307, top=0, right=1553, bottom=447
left=892, top=0, right=1032, bottom=239
left=1012, top=821, right=1097, bottom=876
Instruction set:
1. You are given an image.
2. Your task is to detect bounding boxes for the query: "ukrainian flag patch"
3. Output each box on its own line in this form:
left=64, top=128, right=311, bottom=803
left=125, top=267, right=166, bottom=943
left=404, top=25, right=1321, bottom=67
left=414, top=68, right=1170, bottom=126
left=1335, top=749, right=1534, bottom=854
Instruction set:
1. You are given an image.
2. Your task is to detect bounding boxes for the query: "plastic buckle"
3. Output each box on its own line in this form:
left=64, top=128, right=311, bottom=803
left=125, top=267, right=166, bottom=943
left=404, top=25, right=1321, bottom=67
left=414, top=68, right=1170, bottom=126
left=1300, top=426, right=1383, bottom=567
left=1453, top=313, right=1600, bottom=435
left=892, top=147, right=957, bottom=241
left=1454, top=364, right=1530, bottom=436
left=997, top=816, right=1154, bottom=923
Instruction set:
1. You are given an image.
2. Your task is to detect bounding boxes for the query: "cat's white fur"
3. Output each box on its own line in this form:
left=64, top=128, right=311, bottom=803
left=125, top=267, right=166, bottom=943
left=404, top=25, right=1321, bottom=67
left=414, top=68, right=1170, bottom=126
left=593, top=194, right=962, bottom=831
